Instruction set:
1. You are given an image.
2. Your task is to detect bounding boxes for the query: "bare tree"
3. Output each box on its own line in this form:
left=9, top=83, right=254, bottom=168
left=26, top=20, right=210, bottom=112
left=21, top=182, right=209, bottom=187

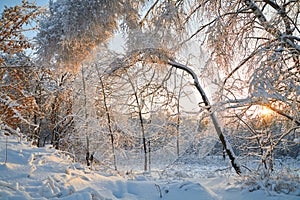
left=95, top=64, right=118, bottom=170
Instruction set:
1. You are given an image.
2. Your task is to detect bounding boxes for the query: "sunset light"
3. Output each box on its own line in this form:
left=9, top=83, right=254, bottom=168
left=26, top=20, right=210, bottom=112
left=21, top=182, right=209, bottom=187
left=259, top=106, right=273, bottom=117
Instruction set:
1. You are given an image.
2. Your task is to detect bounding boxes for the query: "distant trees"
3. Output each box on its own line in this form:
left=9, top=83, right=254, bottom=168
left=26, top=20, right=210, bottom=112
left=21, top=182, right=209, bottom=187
left=98, top=62, right=195, bottom=171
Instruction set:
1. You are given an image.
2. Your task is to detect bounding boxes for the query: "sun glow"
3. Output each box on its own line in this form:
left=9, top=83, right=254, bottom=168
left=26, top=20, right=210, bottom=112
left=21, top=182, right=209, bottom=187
left=259, top=106, right=273, bottom=116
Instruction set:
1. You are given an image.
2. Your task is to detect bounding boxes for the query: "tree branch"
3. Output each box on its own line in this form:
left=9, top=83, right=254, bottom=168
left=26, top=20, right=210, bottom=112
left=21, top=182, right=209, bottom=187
left=244, top=0, right=300, bottom=53
left=106, top=48, right=242, bottom=174
left=168, top=60, right=242, bottom=175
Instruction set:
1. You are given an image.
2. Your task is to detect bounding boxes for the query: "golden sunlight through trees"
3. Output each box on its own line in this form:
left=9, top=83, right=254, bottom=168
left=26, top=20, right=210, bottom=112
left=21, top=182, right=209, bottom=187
left=259, top=106, right=273, bottom=118
left=256, top=105, right=275, bottom=125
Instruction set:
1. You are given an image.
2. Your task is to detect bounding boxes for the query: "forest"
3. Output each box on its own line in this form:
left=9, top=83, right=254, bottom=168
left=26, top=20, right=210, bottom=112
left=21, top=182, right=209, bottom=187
left=0, top=0, right=299, bottom=199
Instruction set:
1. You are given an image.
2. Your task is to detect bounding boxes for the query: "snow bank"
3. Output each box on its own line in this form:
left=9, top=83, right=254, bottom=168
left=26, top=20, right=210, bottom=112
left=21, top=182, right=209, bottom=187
left=0, top=135, right=215, bottom=199
left=0, top=134, right=299, bottom=199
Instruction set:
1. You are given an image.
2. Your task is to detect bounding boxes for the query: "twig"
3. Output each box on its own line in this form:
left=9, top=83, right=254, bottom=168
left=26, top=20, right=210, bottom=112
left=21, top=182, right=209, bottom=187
left=155, top=184, right=162, bottom=198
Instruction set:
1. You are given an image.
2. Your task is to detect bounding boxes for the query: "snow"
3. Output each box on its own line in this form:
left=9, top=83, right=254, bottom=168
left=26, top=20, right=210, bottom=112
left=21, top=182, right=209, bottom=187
left=0, top=134, right=299, bottom=200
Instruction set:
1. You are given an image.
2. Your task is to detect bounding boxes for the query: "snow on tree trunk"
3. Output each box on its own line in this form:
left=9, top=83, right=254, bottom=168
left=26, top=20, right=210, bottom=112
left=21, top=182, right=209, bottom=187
left=168, top=60, right=242, bottom=175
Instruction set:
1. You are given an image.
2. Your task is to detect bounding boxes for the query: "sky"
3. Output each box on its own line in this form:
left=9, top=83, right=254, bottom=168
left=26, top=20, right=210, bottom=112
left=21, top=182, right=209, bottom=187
left=0, top=0, right=48, bottom=11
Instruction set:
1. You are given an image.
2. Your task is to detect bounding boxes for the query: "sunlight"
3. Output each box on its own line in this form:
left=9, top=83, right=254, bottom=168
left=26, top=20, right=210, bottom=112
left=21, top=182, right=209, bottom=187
left=259, top=106, right=273, bottom=117
left=249, top=105, right=275, bottom=125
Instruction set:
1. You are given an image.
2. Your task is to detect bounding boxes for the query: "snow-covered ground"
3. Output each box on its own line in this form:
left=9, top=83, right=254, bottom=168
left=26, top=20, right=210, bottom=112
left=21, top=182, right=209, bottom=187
left=0, top=134, right=299, bottom=200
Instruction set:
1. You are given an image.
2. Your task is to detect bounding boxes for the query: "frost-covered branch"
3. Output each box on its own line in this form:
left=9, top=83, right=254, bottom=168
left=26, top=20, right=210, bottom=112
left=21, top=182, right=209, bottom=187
left=266, top=105, right=300, bottom=126
left=168, top=60, right=241, bottom=175
left=244, top=0, right=300, bottom=53
left=221, top=97, right=300, bottom=126
left=106, top=48, right=242, bottom=174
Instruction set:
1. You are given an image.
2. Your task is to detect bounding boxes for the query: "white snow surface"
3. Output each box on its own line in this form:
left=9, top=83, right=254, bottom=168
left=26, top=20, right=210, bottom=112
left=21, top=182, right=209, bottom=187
left=0, top=134, right=299, bottom=200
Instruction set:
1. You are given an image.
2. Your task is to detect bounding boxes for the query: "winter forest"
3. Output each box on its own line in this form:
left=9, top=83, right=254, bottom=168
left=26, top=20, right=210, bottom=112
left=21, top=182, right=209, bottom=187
left=0, top=0, right=299, bottom=199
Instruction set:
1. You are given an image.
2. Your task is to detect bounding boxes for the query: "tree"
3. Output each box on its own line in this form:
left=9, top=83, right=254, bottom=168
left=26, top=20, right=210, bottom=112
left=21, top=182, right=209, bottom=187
left=95, top=65, right=118, bottom=170
left=0, top=1, right=43, bottom=138
left=0, top=0, right=43, bottom=59
left=198, top=0, right=300, bottom=169
left=36, top=0, right=128, bottom=70
left=0, top=53, right=37, bottom=132
left=104, top=63, right=181, bottom=171
left=35, top=0, right=242, bottom=174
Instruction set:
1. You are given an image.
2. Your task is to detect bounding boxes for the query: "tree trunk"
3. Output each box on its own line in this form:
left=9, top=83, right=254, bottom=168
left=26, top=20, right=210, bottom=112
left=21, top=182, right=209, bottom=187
left=99, top=77, right=117, bottom=171
left=175, top=70, right=184, bottom=157
left=127, top=74, right=148, bottom=171
left=81, top=66, right=90, bottom=167
left=168, top=60, right=242, bottom=175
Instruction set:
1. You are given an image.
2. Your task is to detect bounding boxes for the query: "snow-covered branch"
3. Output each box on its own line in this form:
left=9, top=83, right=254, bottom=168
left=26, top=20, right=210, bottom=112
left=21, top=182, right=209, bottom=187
left=106, top=48, right=242, bottom=174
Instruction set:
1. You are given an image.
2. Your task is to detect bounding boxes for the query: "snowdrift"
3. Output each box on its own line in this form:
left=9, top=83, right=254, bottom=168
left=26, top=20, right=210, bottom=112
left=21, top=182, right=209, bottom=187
left=0, top=134, right=299, bottom=199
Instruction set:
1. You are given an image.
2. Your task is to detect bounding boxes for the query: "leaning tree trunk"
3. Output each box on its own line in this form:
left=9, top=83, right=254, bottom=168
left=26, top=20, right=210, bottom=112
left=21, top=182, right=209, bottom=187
left=168, top=60, right=242, bottom=175
left=107, top=49, right=242, bottom=175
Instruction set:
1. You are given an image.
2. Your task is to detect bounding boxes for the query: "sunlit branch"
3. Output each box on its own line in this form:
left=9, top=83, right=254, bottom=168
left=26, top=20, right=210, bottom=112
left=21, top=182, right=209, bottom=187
left=263, top=0, right=292, bottom=34
left=244, top=0, right=300, bottom=53
left=223, top=49, right=259, bottom=85
left=139, top=0, right=159, bottom=27
left=183, top=0, right=210, bottom=25
left=266, top=105, right=300, bottom=126
left=179, top=18, right=217, bottom=46
left=222, top=97, right=300, bottom=126
left=180, top=10, right=244, bottom=46
left=0, top=8, right=41, bottom=42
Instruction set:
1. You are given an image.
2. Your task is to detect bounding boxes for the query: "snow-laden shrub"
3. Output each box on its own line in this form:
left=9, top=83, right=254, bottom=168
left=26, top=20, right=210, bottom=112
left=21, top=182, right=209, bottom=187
left=242, top=160, right=300, bottom=196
